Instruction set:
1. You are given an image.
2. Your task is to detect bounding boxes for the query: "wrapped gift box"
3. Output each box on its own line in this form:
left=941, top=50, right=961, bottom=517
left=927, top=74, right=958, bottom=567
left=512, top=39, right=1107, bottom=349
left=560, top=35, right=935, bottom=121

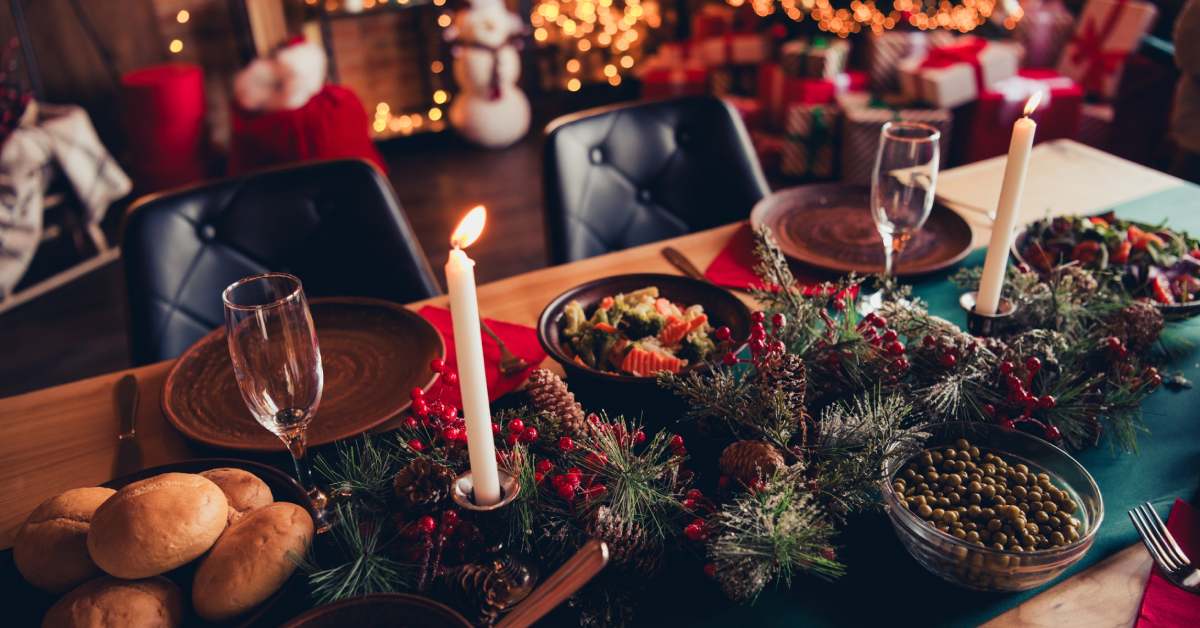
left=641, top=66, right=709, bottom=100
left=835, top=70, right=870, bottom=94
left=699, top=33, right=771, bottom=67
left=1057, top=0, right=1158, bottom=99
left=750, top=130, right=785, bottom=174
left=781, top=38, right=851, bottom=79
left=839, top=92, right=952, bottom=186
left=866, top=30, right=958, bottom=93
left=899, top=38, right=1023, bottom=109
left=960, top=69, right=1082, bottom=163
left=782, top=103, right=838, bottom=179
left=1016, top=0, right=1076, bottom=68
left=758, top=62, right=836, bottom=129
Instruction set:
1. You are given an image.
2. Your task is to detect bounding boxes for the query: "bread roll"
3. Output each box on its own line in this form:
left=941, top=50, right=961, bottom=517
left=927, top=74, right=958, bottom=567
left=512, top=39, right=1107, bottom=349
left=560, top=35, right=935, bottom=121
left=14, top=487, right=116, bottom=593
left=42, top=576, right=182, bottom=628
left=192, top=502, right=314, bottom=621
left=199, top=467, right=273, bottom=524
left=87, top=473, right=228, bottom=578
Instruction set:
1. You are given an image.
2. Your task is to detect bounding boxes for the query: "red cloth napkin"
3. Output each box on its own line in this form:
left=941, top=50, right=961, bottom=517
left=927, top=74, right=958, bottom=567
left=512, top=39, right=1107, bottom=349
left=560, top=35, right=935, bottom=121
left=1136, top=499, right=1200, bottom=627
left=703, top=223, right=832, bottom=290
left=417, top=306, right=546, bottom=409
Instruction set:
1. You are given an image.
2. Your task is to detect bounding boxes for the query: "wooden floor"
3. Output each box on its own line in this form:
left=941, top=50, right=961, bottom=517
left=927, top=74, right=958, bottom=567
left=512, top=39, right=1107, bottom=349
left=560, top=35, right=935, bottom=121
left=0, top=119, right=556, bottom=399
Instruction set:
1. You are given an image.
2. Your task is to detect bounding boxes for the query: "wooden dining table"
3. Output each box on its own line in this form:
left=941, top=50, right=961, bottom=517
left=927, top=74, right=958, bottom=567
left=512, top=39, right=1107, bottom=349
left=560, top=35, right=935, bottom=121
left=0, top=219, right=1156, bottom=627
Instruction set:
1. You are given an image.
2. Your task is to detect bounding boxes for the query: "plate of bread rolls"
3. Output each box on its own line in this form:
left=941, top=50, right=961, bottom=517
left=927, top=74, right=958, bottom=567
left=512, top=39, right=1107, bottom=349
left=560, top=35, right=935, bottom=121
left=5, top=459, right=317, bottom=627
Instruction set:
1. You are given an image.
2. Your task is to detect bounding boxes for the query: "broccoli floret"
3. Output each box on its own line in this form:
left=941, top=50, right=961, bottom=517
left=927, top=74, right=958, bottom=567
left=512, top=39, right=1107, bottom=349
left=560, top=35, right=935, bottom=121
left=621, top=310, right=665, bottom=340
left=679, top=332, right=716, bottom=364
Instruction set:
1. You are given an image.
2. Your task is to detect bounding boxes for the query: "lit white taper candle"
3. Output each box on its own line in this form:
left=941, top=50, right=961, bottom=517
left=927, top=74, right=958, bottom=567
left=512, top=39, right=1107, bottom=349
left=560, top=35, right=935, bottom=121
left=445, top=205, right=501, bottom=506
left=976, top=93, right=1041, bottom=316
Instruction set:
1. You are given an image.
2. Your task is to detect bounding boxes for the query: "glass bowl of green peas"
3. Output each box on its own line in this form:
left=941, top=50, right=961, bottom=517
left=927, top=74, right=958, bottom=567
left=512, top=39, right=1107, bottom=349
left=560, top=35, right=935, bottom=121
left=882, top=421, right=1103, bottom=591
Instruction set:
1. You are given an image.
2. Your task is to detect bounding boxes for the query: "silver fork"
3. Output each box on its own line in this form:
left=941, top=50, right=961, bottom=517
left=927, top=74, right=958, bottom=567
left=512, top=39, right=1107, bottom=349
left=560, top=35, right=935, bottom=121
left=1128, top=501, right=1200, bottom=593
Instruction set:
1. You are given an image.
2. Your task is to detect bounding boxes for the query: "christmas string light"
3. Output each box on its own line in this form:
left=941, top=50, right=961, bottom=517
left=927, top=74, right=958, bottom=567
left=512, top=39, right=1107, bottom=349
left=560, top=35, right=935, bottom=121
left=530, top=0, right=656, bottom=91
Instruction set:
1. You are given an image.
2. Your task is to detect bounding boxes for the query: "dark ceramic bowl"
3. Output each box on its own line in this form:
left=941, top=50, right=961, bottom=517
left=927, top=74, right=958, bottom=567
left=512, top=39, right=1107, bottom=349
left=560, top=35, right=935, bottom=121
left=280, top=593, right=471, bottom=628
left=537, top=273, right=751, bottom=420
left=1011, top=227, right=1200, bottom=320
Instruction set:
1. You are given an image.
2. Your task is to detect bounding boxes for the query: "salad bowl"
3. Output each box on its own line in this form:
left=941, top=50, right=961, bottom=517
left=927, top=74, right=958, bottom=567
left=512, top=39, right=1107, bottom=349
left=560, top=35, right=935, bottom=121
left=537, top=273, right=751, bottom=419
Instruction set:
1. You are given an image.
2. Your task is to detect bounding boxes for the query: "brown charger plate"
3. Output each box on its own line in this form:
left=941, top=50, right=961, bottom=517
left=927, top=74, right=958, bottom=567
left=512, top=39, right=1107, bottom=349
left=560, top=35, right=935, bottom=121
left=163, top=297, right=445, bottom=452
left=750, top=183, right=974, bottom=276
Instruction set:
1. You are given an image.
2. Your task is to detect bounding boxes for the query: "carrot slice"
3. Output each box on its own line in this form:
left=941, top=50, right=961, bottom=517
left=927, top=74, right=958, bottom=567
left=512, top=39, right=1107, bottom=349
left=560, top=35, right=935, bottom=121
left=659, top=314, right=709, bottom=345
left=599, top=296, right=614, bottom=310
left=620, top=346, right=687, bottom=376
left=593, top=322, right=618, bottom=334
left=655, top=298, right=674, bottom=316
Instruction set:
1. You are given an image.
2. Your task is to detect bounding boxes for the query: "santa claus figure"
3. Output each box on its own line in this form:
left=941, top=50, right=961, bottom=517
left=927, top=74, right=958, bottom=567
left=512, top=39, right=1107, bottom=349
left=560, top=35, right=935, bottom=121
left=445, top=0, right=531, bottom=149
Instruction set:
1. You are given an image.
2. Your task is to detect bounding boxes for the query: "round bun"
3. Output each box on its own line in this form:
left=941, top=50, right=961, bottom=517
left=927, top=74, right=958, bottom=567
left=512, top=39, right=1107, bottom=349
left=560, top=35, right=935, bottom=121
left=15, top=487, right=117, bottom=593
left=87, top=473, right=228, bottom=578
left=199, top=467, right=273, bottom=524
left=42, top=576, right=182, bottom=628
left=192, top=502, right=314, bottom=621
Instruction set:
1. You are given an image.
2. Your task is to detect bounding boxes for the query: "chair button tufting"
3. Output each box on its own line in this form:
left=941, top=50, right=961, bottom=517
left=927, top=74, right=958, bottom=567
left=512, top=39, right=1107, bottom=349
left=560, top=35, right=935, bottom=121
left=589, top=147, right=604, bottom=164
left=637, top=189, right=652, bottom=203
left=199, top=224, right=216, bottom=241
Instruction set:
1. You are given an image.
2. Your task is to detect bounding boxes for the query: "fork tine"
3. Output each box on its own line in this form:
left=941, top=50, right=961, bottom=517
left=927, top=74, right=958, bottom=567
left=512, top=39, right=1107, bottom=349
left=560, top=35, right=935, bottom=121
left=1143, top=502, right=1191, bottom=568
left=1132, top=506, right=1181, bottom=572
left=1129, top=508, right=1178, bottom=573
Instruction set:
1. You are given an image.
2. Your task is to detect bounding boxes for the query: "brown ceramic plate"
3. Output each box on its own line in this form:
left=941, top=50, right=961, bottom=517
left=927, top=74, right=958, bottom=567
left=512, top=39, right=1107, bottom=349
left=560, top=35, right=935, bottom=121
left=280, top=593, right=471, bottom=628
left=163, top=297, right=444, bottom=452
left=750, top=183, right=973, bottom=276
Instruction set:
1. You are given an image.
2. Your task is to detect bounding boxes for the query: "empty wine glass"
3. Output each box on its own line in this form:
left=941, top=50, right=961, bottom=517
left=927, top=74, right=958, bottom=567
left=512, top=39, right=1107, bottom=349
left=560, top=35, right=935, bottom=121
left=222, top=272, right=329, bottom=531
left=871, top=121, right=941, bottom=279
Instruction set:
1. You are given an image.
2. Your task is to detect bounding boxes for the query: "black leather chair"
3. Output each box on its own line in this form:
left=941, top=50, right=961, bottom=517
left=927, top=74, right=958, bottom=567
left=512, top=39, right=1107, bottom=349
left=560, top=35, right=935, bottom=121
left=543, top=96, right=770, bottom=264
left=122, top=159, right=440, bottom=365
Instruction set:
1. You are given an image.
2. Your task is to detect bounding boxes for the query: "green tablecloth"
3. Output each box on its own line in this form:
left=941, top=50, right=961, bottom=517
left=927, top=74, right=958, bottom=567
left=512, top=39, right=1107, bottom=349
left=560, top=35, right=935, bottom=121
left=684, top=184, right=1200, bottom=626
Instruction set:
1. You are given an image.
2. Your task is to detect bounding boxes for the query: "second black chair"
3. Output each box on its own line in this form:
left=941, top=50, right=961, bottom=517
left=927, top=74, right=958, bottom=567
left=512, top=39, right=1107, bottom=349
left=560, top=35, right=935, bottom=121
left=122, top=159, right=440, bottom=365
left=543, top=96, right=770, bottom=264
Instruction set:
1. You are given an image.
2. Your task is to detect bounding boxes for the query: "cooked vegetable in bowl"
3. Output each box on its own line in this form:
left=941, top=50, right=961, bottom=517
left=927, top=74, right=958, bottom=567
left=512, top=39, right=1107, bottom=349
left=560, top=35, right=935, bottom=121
left=562, top=287, right=717, bottom=376
left=1015, top=213, right=1200, bottom=305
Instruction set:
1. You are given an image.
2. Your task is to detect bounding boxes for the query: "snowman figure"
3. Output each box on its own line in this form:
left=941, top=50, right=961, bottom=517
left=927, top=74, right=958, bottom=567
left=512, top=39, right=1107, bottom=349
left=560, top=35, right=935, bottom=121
left=445, top=0, right=530, bottom=149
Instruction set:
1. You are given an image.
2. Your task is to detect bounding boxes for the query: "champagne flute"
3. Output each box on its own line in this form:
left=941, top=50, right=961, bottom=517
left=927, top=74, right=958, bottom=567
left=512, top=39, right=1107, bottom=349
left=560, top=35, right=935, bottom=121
left=871, top=121, right=941, bottom=279
left=222, top=272, right=329, bottom=531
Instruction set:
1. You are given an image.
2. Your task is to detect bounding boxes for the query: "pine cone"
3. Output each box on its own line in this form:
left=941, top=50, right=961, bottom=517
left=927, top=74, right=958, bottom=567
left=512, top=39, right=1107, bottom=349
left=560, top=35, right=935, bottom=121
left=719, top=440, right=786, bottom=485
left=1105, top=301, right=1164, bottom=353
left=715, top=557, right=771, bottom=603
left=757, top=352, right=807, bottom=411
left=584, top=506, right=663, bottom=575
left=437, top=563, right=510, bottom=625
left=393, top=458, right=455, bottom=515
left=526, top=368, right=586, bottom=436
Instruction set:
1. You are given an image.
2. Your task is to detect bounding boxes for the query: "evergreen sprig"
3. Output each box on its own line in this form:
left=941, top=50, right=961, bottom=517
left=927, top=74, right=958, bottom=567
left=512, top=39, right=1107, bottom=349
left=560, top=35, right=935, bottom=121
left=300, top=503, right=413, bottom=604
left=313, top=435, right=403, bottom=508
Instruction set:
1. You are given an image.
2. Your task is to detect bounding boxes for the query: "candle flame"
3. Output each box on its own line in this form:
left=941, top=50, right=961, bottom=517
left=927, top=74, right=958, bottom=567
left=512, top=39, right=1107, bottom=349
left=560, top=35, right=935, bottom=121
left=450, top=205, right=487, bottom=249
left=1023, top=92, right=1042, bottom=117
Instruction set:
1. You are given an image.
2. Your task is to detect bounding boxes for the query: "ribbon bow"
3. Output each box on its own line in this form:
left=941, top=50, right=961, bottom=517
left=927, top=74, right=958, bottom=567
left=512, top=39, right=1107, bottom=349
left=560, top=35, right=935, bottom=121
left=920, top=38, right=989, bottom=94
left=1067, top=0, right=1131, bottom=96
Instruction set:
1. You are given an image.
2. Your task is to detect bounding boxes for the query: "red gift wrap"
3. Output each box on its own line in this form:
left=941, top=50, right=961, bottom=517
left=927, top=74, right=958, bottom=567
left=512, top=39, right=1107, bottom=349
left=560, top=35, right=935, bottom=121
left=229, top=84, right=385, bottom=176
left=120, top=64, right=208, bottom=192
left=961, top=69, right=1082, bottom=163
left=757, top=63, right=836, bottom=130
left=641, top=67, right=709, bottom=100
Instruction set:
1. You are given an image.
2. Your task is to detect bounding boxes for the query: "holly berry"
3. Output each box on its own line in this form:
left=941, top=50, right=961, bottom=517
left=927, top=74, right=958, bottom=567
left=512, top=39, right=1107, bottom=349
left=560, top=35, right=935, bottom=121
left=1037, top=395, right=1056, bottom=409
left=555, top=483, right=576, bottom=501
left=770, top=340, right=786, bottom=354
left=999, top=419, right=1016, bottom=431
left=633, top=430, right=646, bottom=444
left=939, top=352, right=958, bottom=368
left=429, top=358, right=446, bottom=373
left=1025, top=356, right=1042, bottom=373
left=411, top=399, right=429, bottom=417
left=885, top=340, right=905, bottom=355
left=871, top=315, right=887, bottom=328
left=505, top=433, right=519, bottom=447
left=750, top=311, right=765, bottom=324
left=566, top=468, right=583, bottom=485
left=442, top=427, right=461, bottom=442
left=407, top=438, right=424, bottom=452
left=687, top=488, right=704, bottom=500
left=821, top=547, right=837, bottom=561
left=1044, top=424, right=1062, bottom=441
left=586, top=451, right=608, bottom=467
left=442, top=405, right=458, bottom=422
left=534, top=471, right=545, bottom=484
left=443, top=372, right=459, bottom=387
left=536, top=459, right=554, bottom=473
left=417, top=515, right=437, bottom=534
left=558, top=436, right=575, bottom=452
left=923, top=335, right=936, bottom=347
left=703, top=563, right=717, bottom=578
left=507, top=418, right=525, bottom=434
left=1000, top=360, right=1015, bottom=375
left=410, top=387, right=425, bottom=400
left=714, top=326, right=732, bottom=341
left=441, top=510, right=459, bottom=529
left=669, top=435, right=685, bottom=450
left=403, top=416, right=419, bottom=429
left=982, top=403, right=996, bottom=417
left=491, top=422, right=501, bottom=435
left=722, top=352, right=739, bottom=366
left=684, top=519, right=708, bottom=542
left=882, top=329, right=898, bottom=343
left=771, top=312, right=786, bottom=328
left=517, top=427, right=537, bottom=443
left=749, top=339, right=766, bottom=354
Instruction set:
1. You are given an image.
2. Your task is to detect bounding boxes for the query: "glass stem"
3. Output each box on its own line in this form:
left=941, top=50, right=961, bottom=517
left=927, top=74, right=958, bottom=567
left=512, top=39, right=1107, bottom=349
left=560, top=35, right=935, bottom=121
left=881, top=231, right=895, bottom=278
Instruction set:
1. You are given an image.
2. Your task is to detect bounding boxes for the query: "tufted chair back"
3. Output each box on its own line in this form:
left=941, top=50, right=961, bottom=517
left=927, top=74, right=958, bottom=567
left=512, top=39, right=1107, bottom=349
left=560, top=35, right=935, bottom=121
left=543, top=96, right=769, bottom=264
left=121, top=159, right=440, bottom=365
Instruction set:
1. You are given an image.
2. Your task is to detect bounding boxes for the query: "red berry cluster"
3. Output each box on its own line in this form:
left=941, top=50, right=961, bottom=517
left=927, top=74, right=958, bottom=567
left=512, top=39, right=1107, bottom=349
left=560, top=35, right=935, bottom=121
left=542, top=462, right=607, bottom=504
left=718, top=311, right=788, bottom=368
left=1102, top=337, right=1162, bottom=390
left=987, top=357, right=1062, bottom=442
left=501, top=417, right=539, bottom=448
left=857, top=312, right=908, bottom=375
left=798, top=282, right=860, bottom=311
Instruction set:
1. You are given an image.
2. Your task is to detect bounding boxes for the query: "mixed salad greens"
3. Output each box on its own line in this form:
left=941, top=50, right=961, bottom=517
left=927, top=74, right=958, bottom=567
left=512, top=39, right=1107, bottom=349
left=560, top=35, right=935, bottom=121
left=562, top=287, right=717, bottom=376
left=1019, top=213, right=1200, bottom=304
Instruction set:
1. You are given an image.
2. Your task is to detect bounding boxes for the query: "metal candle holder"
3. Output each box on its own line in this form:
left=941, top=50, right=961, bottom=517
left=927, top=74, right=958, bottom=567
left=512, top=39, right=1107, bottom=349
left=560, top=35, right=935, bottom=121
left=960, top=291, right=1019, bottom=337
left=451, top=470, right=538, bottom=610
